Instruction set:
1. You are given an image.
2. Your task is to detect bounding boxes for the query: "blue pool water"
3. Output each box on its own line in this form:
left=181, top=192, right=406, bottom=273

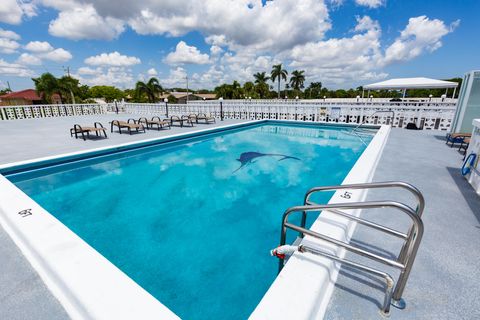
left=7, top=122, right=374, bottom=319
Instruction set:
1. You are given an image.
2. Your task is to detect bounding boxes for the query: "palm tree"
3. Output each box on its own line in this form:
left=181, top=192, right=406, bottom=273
left=254, top=72, right=270, bottom=85
left=270, top=64, right=288, bottom=99
left=32, top=73, right=61, bottom=103
left=135, top=77, right=163, bottom=103
left=289, top=70, right=306, bottom=93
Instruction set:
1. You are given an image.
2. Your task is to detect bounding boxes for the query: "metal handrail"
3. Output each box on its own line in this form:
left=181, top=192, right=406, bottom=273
left=302, top=180, right=425, bottom=301
left=278, top=197, right=424, bottom=311
left=353, top=110, right=395, bottom=132
left=299, top=244, right=394, bottom=315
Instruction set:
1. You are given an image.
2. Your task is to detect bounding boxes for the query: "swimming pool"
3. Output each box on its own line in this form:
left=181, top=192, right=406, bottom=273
left=4, top=121, right=375, bottom=319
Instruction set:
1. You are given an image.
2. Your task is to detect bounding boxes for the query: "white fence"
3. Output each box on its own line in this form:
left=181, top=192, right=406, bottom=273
left=0, top=100, right=457, bottom=131
left=0, top=103, right=108, bottom=120
left=124, top=101, right=457, bottom=131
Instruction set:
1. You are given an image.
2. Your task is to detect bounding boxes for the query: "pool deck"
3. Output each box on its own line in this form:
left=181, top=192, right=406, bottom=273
left=0, top=116, right=479, bottom=319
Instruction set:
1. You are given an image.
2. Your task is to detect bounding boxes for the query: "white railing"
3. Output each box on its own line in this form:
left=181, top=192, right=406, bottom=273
left=0, top=103, right=111, bottom=120
left=189, top=98, right=457, bottom=107
left=0, top=100, right=457, bottom=131
left=124, top=101, right=457, bottom=131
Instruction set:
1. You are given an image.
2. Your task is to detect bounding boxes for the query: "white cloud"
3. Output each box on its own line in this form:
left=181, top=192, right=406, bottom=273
left=73, top=66, right=135, bottom=88
left=84, top=51, right=141, bottom=66
left=0, top=38, right=20, bottom=54
left=22, top=41, right=73, bottom=62
left=0, top=28, right=20, bottom=40
left=25, top=41, right=54, bottom=53
left=159, top=67, right=188, bottom=87
left=383, top=16, right=458, bottom=65
left=147, top=68, right=158, bottom=76
left=127, top=0, right=330, bottom=53
left=77, top=66, right=101, bottom=75
left=0, top=0, right=25, bottom=24
left=355, top=0, right=384, bottom=8
left=164, top=41, right=210, bottom=65
left=0, top=59, right=34, bottom=77
left=42, top=48, right=73, bottom=62
left=16, top=53, right=42, bottom=65
left=48, top=4, right=124, bottom=40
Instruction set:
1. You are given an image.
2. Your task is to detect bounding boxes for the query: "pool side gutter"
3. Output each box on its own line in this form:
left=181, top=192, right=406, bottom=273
left=250, top=124, right=391, bottom=320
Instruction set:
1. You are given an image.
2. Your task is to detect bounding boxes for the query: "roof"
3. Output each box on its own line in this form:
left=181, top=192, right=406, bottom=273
left=160, top=92, right=217, bottom=100
left=0, top=89, right=41, bottom=100
left=363, top=77, right=458, bottom=90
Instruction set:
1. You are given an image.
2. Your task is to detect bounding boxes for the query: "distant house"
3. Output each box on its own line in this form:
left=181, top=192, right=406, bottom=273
left=0, top=89, right=62, bottom=106
left=160, top=92, right=217, bottom=104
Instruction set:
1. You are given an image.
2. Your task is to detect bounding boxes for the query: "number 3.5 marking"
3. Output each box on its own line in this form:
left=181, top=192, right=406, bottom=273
left=340, top=191, right=352, bottom=199
left=18, top=209, right=33, bottom=218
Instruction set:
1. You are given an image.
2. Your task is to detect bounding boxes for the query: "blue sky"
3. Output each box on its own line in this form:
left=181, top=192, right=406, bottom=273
left=0, top=0, right=478, bottom=91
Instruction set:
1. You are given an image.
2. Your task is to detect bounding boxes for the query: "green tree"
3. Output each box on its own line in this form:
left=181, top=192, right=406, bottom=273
left=32, top=73, right=61, bottom=103
left=58, top=76, right=82, bottom=104
left=270, top=64, right=288, bottom=99
left=243, top=81, right=255, bottom=98
left=88, top=86, right=125, bottom=102
left=135, top=77, right=163, bottom=103
left=305, top=82, right=322, bottom=99
left=289, top=70, right=305, bottom=96
left=254, top=72, right=270, bottom=85
left=0, top=88, right=12, bottom=95
left=253, top=72, right=270, bottom=98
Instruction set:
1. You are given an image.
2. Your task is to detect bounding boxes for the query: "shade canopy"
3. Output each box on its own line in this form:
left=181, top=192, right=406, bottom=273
left=363, top=77, right=458, bottom=90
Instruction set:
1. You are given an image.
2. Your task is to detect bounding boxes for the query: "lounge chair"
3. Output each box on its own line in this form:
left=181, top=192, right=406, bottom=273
left=110, top=119, right=146, bottom=134
left=196, top=113, right=216, bottom=124
left=138, top=117, right=171, bottom=130
left=459, top=137, right=471, bottom=155
left=170, top=115, right=194, bottom=127
left=185, top=114, right=198, bottom=123
left=70, top=122, right=107, bottom=140
left=446, top=133, right=471, bottom=147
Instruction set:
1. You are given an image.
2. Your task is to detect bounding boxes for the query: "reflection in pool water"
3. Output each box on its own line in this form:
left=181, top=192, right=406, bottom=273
left=9, top=123, right=374, bottom=320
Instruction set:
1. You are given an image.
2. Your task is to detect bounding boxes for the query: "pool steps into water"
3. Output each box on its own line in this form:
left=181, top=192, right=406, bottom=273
left=275, top=181, right=424, bottom=316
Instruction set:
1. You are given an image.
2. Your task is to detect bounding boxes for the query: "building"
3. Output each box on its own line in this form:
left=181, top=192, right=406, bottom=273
left=160, top=92, right=217, bottom=104
left=0, top=89, right=62, bottom=106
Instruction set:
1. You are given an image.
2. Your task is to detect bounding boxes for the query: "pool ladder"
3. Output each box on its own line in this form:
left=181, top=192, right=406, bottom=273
left=277, top=181, right=424, bottom=316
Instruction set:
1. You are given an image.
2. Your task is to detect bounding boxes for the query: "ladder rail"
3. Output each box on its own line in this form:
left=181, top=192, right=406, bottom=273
left=279, top=200, right=424, bottom=309
left=301, top=181, right=425, bottom=285
left=299, top=244, right=394, bottom=316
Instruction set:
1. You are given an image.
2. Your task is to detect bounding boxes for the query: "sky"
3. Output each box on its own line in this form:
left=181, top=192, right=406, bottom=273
left=0, top=0, right=478, bottom=91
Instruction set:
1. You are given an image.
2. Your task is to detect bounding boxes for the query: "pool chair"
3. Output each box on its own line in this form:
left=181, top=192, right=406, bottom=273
left=196, top=113, right=216, bottom=124
left=459, top=137, right=471, bottom=155
left=446, top=133, right=471, bottom=147
left=70, top=122, right=107, bottom=141
left=138, top=117, right=171, bottom=130
left=186, top=114, right=198, bottom=123
left=170, top=115, right=194, bottom=127
left=110, top=119, right=146, bottom=135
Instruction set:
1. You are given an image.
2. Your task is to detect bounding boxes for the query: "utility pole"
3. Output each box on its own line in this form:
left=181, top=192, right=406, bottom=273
left=7, top=81, right=11, bottom=91
left=186, top=76, right=189, bottom=104
left=64, top=66, right=75, bottom=104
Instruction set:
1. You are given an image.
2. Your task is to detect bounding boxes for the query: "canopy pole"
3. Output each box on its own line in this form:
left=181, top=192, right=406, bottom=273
left=402, top=89, right=406, bottom=98
left=452, top=86, right=457, bottom=99
left=362, top=89, right=365, bottom=99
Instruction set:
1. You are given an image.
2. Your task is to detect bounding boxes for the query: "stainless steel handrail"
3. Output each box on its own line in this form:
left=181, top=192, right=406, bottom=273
left=298, top=244, right=394, bottom=315
left=301, top=180, right=425, bottom=308
left=278, top=197, right=424, bottom=311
